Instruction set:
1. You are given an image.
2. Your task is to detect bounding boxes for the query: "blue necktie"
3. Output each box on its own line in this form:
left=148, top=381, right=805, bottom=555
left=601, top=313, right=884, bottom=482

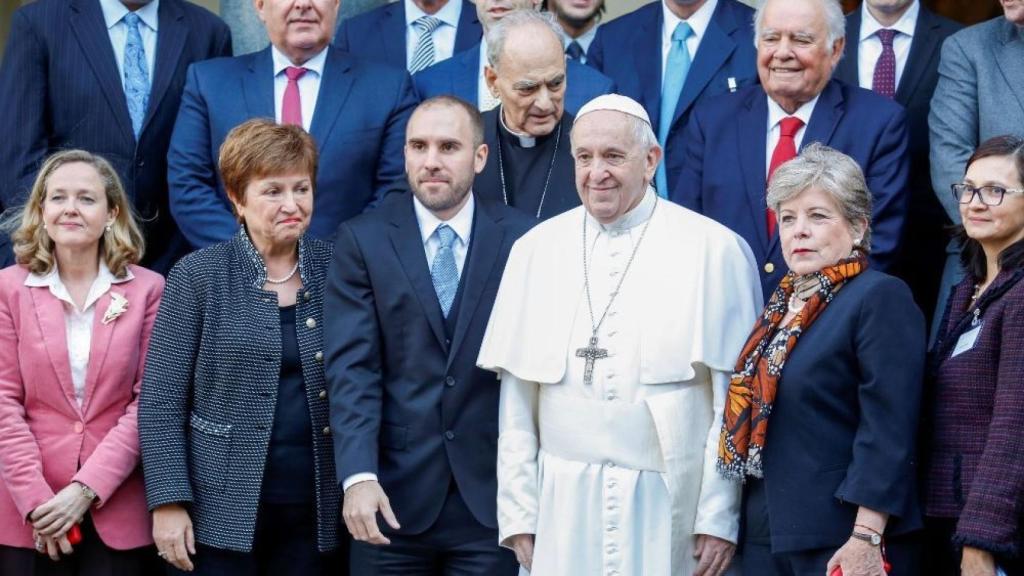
left=409, top=16, right=443, bottom=74
left=123, top=12, right=150, bottom=139
left=655, top=21, right=693, bottom=198
left=431, top=224, right=459, bottom=317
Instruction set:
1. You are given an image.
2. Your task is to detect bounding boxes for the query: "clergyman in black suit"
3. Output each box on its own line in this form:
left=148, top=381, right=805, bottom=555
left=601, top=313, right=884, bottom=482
left=325, top=95, right=532, bottom=575
left=835, top=0, right=961, bottom=329
left=0, top=0, right=232, bottom=274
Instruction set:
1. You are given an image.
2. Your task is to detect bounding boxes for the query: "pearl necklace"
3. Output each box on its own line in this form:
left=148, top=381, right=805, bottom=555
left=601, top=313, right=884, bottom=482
left=266, top=261, right=299, bottom=284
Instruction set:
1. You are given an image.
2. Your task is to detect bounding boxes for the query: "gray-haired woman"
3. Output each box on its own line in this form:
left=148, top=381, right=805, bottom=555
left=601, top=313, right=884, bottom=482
left=718, top=143, right=925, bottom=576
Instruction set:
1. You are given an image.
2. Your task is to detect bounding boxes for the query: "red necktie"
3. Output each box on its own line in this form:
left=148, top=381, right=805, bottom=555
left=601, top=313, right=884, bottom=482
left=872, top=29, right=897, bottom=99
left=282, top=66, right=308, bottom=126
left=766, top=116, right=804, bottom=237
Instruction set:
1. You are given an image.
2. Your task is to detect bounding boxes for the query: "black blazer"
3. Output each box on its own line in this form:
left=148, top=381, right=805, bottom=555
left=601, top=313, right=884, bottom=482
left=325, top=193, right=533, bottom=535
left=0, top=0, right=232, bottom=273
left=755, top=270, right=926, bottom=553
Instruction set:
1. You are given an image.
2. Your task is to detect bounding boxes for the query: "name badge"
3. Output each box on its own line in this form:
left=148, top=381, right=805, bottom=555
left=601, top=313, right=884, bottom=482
left=951, top=323, right=983, bottom=358
left=727, top=77, right=738, bottom=93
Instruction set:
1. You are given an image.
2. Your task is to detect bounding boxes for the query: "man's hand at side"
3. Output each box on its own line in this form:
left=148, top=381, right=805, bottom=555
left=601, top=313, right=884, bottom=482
left=343, top=480, right=400, bottom=545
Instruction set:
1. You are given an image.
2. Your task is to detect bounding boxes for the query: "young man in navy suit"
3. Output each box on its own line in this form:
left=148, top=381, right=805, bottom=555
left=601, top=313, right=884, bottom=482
left=325, top=96, right=532, bottom=575
left=0, top=0, right=231, bottom=273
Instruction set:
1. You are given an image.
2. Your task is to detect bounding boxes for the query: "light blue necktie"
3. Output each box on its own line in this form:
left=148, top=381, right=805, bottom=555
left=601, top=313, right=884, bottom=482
left=123, top=12, right=150, bottom=139
left=655, top=21, right=693, bottom=198
left=430, top=224, right=459, bottom=317
left=409, top=16, right=443, bottom=74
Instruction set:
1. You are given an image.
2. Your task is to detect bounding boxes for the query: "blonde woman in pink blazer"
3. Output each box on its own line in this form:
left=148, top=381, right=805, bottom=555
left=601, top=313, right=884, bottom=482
left=0, top=150, right=164, bottom=575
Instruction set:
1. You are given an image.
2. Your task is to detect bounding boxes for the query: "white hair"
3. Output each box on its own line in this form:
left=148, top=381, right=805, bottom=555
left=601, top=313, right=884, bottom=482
left=753, top=0, right=846, bottom=54
left=485, top=10, right=564, bottom=70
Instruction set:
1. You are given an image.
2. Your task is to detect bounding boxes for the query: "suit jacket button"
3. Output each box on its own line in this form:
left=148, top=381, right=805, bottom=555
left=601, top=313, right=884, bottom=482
left=306, top=317, right=317, bottom=329
left=322, top=426, right=331, bottom=436
left=73, top=422, right=83, bottom=434
left=304, top=292, right=311, bottom=301
left=764, top=262, right=775, bottom=274
left=315, top=351, right=324, bottom=363
left=444, top=430, right=455, bottom=441
left=445, top=376, right=455, bottom=387
left=318, top=390, right=327, bottom=400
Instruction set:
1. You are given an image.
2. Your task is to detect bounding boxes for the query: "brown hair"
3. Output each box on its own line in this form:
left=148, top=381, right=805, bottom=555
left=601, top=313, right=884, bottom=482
left=11, top=149, right=144, bottom=277
left=411, top=96, right=485, bottom=148
left=217, top=119, right=319, bottom=220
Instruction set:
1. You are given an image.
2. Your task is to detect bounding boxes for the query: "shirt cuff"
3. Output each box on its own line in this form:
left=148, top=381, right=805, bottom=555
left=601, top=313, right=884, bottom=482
left=342, top=472, right=378, bottom=492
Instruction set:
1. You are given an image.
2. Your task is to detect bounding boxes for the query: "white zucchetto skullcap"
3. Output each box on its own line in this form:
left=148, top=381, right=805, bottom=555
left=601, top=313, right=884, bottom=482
left=573, top=94, right=651, bottom=127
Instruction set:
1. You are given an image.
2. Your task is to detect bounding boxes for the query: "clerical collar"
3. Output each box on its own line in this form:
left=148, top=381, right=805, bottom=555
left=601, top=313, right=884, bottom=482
left=498, top=107, right=538, bottom=148
left=589, top=186, right=658, bottom=233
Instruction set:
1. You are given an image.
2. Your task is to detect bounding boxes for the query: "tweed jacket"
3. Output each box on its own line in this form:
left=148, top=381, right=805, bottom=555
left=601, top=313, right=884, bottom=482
left=138, top=229, right=338, bottom=552
left=924, top=263, right=1024, bottom=557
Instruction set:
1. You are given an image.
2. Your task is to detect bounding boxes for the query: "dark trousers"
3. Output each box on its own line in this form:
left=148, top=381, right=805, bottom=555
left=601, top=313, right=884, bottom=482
left=350, top=481, right=517, bottom=576
left=168, top=502, right=344, bottom=576
left=923, top=517, right=1024, bottom=576
left=738, top=479, right=920, bottom=576
left=0, top=514, right=158, bottom=576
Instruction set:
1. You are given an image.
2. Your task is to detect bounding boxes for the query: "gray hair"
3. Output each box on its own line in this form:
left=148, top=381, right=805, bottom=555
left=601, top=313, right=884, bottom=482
left=754, top=0, right=846, bottom=55
left=766, top=142, right=873, bottom=251
left=486, top=10, right=564, bottom=70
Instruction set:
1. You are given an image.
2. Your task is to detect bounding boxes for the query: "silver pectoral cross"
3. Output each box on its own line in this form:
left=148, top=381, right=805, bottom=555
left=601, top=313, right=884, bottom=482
left=575, top=335, right=608, bottom=386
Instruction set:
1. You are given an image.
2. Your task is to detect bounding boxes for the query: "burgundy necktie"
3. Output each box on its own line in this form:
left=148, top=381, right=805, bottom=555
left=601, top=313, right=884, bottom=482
left=282, top=66, right=308, bottom=126
left=872, top=29, right=897, bottom=99
left=766, top=116, right=805, bottom=237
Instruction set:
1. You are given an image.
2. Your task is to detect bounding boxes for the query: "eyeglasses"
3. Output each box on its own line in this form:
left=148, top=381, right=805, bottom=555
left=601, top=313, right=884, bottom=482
left=952, top=183, right=1024, bottom=207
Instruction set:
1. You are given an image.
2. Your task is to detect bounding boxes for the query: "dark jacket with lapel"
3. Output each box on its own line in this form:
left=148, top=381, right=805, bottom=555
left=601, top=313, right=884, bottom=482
left=412, top=43, right=615, bottom=116
left=139, top=231, right=339, bottom=552
left=587, top=0, right=757, bottom=193
left=757, top=270, right=925, bottom=553
left=835, top=5, right=961, bottom=320
left=673, top=80, right=910, bottom=300
left=334, top=0, right=482, bottom=69
left=0, top=0, right=232, bottom=273
left=167, top=45, right=418, bottom=249
left=325, top=193, right=534, bottom=534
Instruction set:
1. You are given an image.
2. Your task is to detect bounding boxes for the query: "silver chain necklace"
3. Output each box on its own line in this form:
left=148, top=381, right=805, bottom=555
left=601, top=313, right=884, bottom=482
left=496, top=119, right=561, bottom=219
left=575, top=197, right=658, bottom=386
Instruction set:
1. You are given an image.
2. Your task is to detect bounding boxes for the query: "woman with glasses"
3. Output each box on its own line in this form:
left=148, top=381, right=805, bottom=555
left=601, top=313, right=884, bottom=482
left=922, top=134, right=1024, bottom=576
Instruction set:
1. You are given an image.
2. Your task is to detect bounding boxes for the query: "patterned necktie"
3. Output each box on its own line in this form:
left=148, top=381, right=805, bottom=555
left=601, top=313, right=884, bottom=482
left=282, top=66, right=308, bottom=126
left=431, top=224, right=459, bottom=317
left=766, top=116, right=805, bottom=237
left=565, top=40, right=584, bottom=62
left=872, top=29, right=898, bottom=99
left=655, top=21, right=693, bottom=198
left=409, top=16, right=443, bottom=74
left=123, top=12, right=150, bottom=138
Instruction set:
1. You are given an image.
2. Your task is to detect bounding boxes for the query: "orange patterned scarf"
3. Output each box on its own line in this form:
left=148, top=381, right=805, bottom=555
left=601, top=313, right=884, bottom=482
left=717, top=251, right=868, bottom=480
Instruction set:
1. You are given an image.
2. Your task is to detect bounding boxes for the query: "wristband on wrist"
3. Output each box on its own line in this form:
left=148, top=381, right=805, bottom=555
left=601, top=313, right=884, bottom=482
left=75, top=482, right=97, bottom=502
left=854, top=523, right=883, bottom=536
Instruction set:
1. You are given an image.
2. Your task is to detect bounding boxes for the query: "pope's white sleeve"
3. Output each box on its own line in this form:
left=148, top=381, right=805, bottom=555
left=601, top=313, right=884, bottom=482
left=693, top=367, right=742, bottom=543
left=496, top=370, right=540, bottom=548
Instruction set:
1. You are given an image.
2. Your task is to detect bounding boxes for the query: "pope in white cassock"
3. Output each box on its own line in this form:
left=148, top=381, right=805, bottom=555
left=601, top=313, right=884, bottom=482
left=477, top=94, right=763, bottom=576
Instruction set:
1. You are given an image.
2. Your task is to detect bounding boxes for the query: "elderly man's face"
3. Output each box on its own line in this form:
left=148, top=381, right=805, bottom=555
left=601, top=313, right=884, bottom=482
left=404, top=104, right=488, bottom=219
left=485, top=25, right=566, bottom=137
left=475, top=0, right=541, bottom=31
left=1002, top=0, right=1024, bottom=25
left=255, top=0, right=339, bottom=64
left=571, top=110, right=660, bottom=225
left=757, top=0, right=843, bottom=114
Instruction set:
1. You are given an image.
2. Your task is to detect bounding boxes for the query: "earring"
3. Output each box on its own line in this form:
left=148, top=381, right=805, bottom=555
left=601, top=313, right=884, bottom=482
left=105, top=224, right=112, bottom=233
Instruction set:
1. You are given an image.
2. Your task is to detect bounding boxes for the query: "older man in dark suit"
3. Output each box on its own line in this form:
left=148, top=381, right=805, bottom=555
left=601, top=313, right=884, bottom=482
left=0, top=0, right=231, bottom=273
left=834, top=0, right=961, bottom=331
left=326, top=96, right=532, bottom=575
left=674, top=0, right=910, bottom=300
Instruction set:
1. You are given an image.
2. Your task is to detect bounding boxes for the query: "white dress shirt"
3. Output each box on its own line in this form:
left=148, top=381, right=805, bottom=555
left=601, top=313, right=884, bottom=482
left=559, top=23, right=599, bottom=64
left=765, top=93, right=819, bottom=176
left=24, top=262, right=133, bottom=408
left=660, top=0, right=718, bottom=86
left=272, top=46, right=328, bottom=132
left=405, top=0, right=462, bottom=69
left=478, top=41, right=502, bottom=112
left=857, top=1, right=918, bottom=91
left=342, top=193, right=476, bottom=492
left=99, top=0, right=159, bottom=92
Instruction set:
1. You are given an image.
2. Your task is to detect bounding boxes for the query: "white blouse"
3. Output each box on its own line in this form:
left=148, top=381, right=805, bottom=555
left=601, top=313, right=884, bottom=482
left=24, top=262, right=132, bottom=407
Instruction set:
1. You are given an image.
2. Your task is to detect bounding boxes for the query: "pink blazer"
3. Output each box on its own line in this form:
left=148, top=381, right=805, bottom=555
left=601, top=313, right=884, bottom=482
left=0, top=264, right=164, bottom=550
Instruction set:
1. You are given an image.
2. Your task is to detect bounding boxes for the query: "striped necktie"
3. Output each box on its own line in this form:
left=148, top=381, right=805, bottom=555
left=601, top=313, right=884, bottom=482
left=409, top=16, right=443, bottom=74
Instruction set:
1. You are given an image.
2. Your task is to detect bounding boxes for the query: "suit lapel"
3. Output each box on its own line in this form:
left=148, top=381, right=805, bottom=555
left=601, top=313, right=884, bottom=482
left=309, top=48, right=356, bottom=144
left=81, top=291, right=118, bottom=415
left=671, top=5, right=735, bottom=129
left=475, top=111, right=502, bottom=205
left=835, top=10, right=860, bottom=86
left=896, top=8, right=940, bottom=104
left=29, top=288, right=81, bottom=416
left=635, top=9, right=663, bottom=126
left=453, top=0, right=482, bottom=53
left=69, top=0, right=134, bottom=145
left=243, top=49, right=276, bottom=120
left=738, top=89, right=769, bottom=255
left=455, top=47, right=480, bottom=106
left=993, top=19, right=1024, bottom=117
left=379, top=3, right=408, bottom=70
left=447, top=200, right=502, bottom=369
left=388, top=198, right=448, bottom=352
left=143, top=0, right=188, bottom=136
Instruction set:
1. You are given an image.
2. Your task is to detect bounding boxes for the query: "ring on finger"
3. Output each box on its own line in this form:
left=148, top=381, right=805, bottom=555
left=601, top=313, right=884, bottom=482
left=158, top=550, right=168, bottom=558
